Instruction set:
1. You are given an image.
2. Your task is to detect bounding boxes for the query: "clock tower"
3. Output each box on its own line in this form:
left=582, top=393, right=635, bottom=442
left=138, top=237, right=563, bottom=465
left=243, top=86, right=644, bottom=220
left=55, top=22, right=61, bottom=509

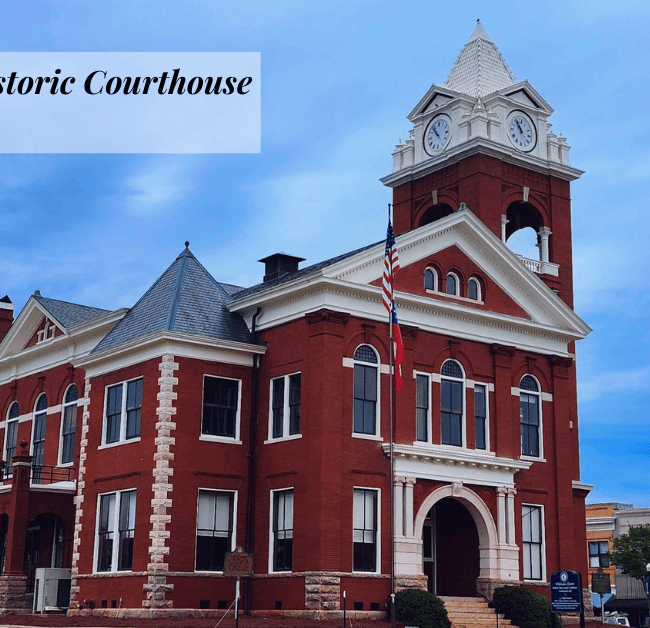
left=382, top=21, right=582, bottom=308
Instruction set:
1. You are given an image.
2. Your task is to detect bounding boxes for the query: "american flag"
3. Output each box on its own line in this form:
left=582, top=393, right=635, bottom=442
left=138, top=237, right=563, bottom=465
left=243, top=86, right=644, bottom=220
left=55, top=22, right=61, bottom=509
left=392, top=303, right=404, bottom=393
left=382, top=220, right=400, bottom=313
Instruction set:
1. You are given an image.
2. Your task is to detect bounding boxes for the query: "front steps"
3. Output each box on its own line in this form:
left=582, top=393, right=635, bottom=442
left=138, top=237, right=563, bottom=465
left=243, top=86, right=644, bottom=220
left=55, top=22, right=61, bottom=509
left=439, top=596, right=513, bottom=628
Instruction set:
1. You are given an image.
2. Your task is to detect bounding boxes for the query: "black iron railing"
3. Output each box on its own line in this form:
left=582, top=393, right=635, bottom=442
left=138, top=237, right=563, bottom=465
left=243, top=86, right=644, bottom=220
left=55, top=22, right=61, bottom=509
left=0, top=464, right=74, bottom=484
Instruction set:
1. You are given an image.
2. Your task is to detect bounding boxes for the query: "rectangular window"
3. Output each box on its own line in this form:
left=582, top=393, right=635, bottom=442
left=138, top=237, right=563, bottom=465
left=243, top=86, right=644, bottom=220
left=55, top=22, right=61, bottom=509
left=32, top=410, right=47, bottom=484
left=270, top=373, right=301, bottom=439
left=353, top=364, right=377, bottom=435
left=272, top=489, right=293, bottom=572
left=104, top=379, right=142, bottom=445
left=353, top=488, right=378, bottom=572
left=520, top=393, right=540, bottom=457
left=416, top=375, right=429, bottom=442
left=196, top=490, right=234, bottom=571
left=202, top=376, right=240, bottom=439
left=441, top=379, right=463, bottom=446
left=588, top=541, right=609, bottom=568
left=522, top=505, right=544, bottom=580
left=61, top=403, right=77, bottom=464
left=475, top=384, right=487, bottom=450
left=96, top=489, right=136, bottom=572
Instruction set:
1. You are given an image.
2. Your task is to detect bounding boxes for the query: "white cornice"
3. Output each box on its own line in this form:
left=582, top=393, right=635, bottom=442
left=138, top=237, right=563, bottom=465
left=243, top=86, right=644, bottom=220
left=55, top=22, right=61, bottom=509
left=572, top=480, right=594, bottom=493
left=381, top=135, right=584, bottom=188
left=386, top=442, right=531, bottom=488
left=74, top=330, right=266, bottom=377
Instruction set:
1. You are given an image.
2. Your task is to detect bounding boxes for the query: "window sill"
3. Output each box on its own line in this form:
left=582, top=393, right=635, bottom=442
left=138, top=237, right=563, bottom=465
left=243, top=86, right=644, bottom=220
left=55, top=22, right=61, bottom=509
left=425, top=288, right=483, bottom=305
left=200, top=435, right=243, bottom=445
left=264, top=434, right=303, bottom=445
left=520, top=455, right=546, bottom=463
left=98, top=437, right=141, bottom=450
left=57, top=461, right=75, bottom=468
left=352, top=433, right=383, bottom=442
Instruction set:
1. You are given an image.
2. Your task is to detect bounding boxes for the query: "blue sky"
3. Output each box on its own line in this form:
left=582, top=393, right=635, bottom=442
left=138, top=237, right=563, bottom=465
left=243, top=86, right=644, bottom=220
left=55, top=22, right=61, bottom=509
left=1, top=1, right=649, bottom=506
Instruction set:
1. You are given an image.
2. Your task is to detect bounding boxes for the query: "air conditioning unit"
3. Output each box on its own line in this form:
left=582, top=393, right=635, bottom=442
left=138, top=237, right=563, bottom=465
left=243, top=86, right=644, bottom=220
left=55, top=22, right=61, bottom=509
left=33, top=568, right=72, bottom=612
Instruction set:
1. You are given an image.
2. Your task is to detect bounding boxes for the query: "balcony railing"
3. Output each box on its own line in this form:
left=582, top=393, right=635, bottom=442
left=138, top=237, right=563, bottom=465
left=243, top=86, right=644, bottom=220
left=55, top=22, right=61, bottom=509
left=1, top=464, right=75, bottom=485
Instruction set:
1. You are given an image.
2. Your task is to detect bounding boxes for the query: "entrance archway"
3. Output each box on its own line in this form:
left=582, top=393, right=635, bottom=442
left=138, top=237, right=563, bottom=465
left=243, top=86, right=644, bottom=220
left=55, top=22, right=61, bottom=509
left=415, top=484, right=498, bottom=596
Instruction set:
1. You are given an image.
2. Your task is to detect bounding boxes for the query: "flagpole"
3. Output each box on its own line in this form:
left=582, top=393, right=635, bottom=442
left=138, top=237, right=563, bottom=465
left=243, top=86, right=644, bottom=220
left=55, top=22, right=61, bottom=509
left=388, top=204, right=396, bottom=628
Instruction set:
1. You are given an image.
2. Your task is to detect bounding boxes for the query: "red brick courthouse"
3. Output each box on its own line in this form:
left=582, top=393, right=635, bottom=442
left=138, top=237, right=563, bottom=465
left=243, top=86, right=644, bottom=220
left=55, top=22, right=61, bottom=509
left=0, top=23, right=593, bottom=617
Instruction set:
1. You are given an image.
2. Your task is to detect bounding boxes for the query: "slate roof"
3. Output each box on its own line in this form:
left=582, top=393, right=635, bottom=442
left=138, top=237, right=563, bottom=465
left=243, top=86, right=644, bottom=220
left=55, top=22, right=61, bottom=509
left=232, top=241, right=381, bottom=300
left=33, top=292, right=110, bottom=329
left=92, top=245, right=255, bottom=354
left=444, top=21, right=516, bottom=99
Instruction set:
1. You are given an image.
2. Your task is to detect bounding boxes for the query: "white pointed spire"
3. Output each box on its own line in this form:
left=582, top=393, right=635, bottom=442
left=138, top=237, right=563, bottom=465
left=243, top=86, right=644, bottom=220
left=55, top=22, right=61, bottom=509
left=444, top=21, right=516, bottom=98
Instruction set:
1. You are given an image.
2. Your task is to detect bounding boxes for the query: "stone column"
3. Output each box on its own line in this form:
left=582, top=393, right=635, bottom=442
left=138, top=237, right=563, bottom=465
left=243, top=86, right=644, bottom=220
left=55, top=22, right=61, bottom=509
left=496, top=487, right=507, bottom=544
left=394, top=477, right=404, bottom=537
left=506, top=488, right=517, bottom=546
left=404, top=478, right=415, bottom=538
left=538, top=227, right=552, bottom=263
left=501, top=215, right=509, bottom=243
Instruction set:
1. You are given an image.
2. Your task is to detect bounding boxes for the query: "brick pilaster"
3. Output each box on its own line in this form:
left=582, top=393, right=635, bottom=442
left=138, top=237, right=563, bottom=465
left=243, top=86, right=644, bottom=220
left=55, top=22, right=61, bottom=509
left=142, top=355, right=178, bottom=608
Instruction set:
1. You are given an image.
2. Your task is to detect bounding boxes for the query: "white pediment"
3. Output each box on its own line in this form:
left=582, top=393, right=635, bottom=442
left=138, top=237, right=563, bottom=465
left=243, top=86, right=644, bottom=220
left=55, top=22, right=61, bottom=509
left=229, top=210, right=590, bottom=355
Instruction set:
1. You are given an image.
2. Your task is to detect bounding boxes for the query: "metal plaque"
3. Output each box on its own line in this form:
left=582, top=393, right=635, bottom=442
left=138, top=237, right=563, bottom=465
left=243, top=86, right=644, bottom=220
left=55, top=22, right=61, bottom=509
left=224, top=546, right=254, bottom=577
left=550, top=570, right=582, bottom=613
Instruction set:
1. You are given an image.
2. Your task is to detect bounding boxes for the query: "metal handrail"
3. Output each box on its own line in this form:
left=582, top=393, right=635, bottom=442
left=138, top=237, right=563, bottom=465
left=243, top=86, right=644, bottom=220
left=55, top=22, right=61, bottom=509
left=0, top=464, right=74, bottom=484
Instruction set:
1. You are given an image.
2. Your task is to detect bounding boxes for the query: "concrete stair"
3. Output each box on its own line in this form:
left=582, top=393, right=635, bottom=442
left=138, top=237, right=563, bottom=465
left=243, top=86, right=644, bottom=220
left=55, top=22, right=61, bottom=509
left=438, top=596, right=513, bottom=628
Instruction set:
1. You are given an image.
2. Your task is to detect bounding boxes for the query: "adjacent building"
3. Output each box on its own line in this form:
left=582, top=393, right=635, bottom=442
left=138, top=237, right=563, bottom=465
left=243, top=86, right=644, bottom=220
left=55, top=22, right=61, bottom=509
left=0, top=23, right=593, bottom=617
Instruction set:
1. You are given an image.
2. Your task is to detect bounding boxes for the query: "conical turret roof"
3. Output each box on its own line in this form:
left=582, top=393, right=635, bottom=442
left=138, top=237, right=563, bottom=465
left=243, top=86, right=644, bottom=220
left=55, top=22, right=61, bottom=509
left=444, top=21, right=516, bottom=98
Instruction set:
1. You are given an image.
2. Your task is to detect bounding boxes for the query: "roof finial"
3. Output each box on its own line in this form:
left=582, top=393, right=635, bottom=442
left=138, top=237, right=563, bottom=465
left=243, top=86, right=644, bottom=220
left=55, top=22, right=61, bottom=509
left=185, top=241, right=190, bottom=249
left=477, top=18, right=480, bottom=23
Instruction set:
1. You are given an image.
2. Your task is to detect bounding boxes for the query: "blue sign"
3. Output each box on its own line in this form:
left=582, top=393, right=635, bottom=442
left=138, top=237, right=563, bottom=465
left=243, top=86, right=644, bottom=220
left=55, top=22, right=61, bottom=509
left=550, top=570, right=582, bottom=613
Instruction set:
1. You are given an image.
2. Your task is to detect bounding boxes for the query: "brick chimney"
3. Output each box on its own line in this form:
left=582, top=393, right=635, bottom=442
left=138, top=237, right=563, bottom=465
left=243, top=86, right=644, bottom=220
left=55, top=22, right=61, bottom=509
left=258, top=253, right=305, bottom=283
left=0, top=296, right=13, bottom=343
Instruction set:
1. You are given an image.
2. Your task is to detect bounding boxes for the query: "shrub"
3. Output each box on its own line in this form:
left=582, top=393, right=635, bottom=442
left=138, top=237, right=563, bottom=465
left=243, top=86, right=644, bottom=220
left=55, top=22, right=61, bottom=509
left=395, top=588, right=450, bottom=628
left=490, top=586, right=561, bottom=628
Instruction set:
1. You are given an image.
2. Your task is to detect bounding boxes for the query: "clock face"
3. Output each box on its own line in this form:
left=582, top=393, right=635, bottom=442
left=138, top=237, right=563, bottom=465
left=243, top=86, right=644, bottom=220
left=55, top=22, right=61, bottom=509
left=508, top=113, right=536, bottom=151
left=425, top=117, right=451, bottom=153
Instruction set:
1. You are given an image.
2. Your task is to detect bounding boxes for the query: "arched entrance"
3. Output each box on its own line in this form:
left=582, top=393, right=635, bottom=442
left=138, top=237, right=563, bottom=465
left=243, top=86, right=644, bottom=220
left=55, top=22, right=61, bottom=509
left=24, top=514, right=66, bottom=592
left=422, top=498, right=480, bottom=596
left=415, top=484, right=499, bottom=597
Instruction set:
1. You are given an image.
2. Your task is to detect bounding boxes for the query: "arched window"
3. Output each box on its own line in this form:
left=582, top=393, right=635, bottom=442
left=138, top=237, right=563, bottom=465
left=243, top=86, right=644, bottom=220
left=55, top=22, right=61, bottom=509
left=60, top=384, right=78, bottom=465
left=468, top=277, right=481, bottom=301
left=441, top=360, right=464, bottom=447
left=32, top=394, right=47, bottom=481
left=5, top=402, right=19, bottom=471
left=353, top=345, right=379, bottom=436
left=520, top=375, right=540, bottom=458
left=424, top=268, right=437, bottom=291
left=445, top=273, right=458, bottom=296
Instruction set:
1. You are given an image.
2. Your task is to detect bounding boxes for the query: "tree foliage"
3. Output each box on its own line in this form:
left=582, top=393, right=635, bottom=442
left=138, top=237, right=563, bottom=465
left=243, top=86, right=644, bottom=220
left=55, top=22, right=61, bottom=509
left=394, top=589, right=450, bottom=628
left=609, top=523, right=650, bottom=582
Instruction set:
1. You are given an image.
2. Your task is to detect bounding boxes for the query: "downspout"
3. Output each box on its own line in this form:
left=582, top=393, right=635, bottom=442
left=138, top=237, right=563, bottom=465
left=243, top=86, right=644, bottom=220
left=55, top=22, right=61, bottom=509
left=244, top=306, right=262, bottom=615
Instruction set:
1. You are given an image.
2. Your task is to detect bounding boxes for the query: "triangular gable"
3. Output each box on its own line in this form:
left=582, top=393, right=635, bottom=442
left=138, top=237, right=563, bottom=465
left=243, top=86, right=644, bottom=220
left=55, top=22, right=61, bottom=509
left=322, top=210, right=590, bottom=337
left=486, top=80, right=554, bottom=115
left=0, top=297, right=67, bottom=358
left=369, top=244, right=530, bottom=320
left=408, top=84, right=470, bottom=121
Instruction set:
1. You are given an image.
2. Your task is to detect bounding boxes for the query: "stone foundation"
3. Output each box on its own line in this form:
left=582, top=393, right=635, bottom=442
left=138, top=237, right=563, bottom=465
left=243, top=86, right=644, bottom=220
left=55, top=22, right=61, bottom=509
left=395, top=574, right=428, bottom=592
left=304, top=572, right=341, bottom=611
left=0, top=575, right=31, bottom=613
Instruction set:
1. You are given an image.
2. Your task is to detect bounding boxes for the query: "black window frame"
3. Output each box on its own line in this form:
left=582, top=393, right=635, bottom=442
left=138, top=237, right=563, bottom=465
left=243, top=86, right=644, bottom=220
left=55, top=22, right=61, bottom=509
left=353, top=345, right=378, bottom=436
left=60, top=384, right=78, bottom=465
left=104, top=378, right=143, bottom=445
left=353, top=488, right=378, bottom=572
left=441, top=360, right=463, bottom=447
left=474, top=384, right=487, bottom=450
left=270, top=373, right=301, bottom=439
left=416, top=374, right=429, bottom=442
left=522, top=504, right=543, bottom=581
left=520, top=375, right=540, bottom=458
left=97, top=489, right=136, bottom=573
left=588, top=541, right=609, bottom=568
left=272, top=489, right=293, bottom=572
left=195, top=489, right=234, bottom=572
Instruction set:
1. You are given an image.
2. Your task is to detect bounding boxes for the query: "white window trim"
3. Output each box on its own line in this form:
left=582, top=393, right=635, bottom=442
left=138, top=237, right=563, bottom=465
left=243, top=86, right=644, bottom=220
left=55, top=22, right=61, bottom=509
left=200, top=374, right=242, bottom=443
left=93, top=488, right=136, bottom=574
left=58, top=384, right=79, bottom=466
left=194, top=488, right=238, bottom=573
left=474, top=382, right=490, bottom=452
left=522, top=502, right=546, bottom=583
left=266, top=372, right=302, bottom=443
left=440, top=360, right=467, bottom=448
left=413, top=371, right=432, bottom=445
left=101, top=377, right=143, bottom=447
left=268, top=487, right=294, bottom=574
left=352, top=345, right=381, bottom=439
left=4, top=402, right=20, bottom=462
left=424, top=267, right=438, bottom=292
left=30, top=393, right=48, bottom=459
left=352, top=486, right=381, bottom=575
left=445, top=272, right=460, bottom=296
left=468, top=277, right=482, bottom=302
left=517, top=375, right=544, bottom=461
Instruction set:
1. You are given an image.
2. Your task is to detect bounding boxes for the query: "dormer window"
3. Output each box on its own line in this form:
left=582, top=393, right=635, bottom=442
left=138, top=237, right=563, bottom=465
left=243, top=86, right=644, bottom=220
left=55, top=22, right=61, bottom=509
left=445, top=273, right=458, bottom=296
left=37, top=321, right=56, bottom=343
left=424, top=268, right=437, bottom=291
